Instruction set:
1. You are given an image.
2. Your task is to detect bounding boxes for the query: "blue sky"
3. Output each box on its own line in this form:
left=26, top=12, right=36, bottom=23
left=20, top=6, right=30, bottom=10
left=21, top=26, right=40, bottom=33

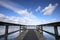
left=0, top=0, right=60, bottom=25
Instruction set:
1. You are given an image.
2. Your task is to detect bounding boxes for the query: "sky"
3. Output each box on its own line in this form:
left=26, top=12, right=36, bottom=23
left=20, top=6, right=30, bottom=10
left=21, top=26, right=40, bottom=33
left=0, top=0, right=60, bottom=25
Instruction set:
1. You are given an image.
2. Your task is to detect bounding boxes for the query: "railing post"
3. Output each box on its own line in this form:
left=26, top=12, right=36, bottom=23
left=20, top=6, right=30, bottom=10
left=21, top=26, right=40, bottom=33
left=20, top=25, right=21, bottom=34
left=26, top=26, right=27, bottom=30
left=41, top=26, right=43, bottom=36
left=4, top=25, right=9, bottom=40
left=54, top=25, right=59, bottom=40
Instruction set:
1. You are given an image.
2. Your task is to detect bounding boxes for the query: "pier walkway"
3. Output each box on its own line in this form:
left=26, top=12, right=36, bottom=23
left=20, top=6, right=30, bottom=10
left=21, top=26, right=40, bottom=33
left=15, top=29, right=45, bottom=40
left=0, top=21, right=60, bottom=40
left=23, top=30, right=39, bottom=40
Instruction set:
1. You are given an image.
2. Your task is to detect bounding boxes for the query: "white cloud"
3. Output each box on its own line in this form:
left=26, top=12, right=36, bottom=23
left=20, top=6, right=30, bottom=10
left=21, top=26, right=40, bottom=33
left=16, top=9, right=30, bottom=15
left=41, top=3, right=58, bottom=15
left=0, top=13, right=5, bottom=17
left=0, top=1, right=31, bottom=15
left=0, top=13, right=59, bottom=25
left=0, top=0, right=23, bottom=15
left=0, top=1, right=59, bottom=25
left=0, top=13, right=45, bottom=25
left=35, top=6, right=41, bottom=12
left=0, top=13, right=20, bottom=24
left=0, top=13, right=6, bottom=22
left=48, top=19, right=60, bottom=23
left=0, top=1, right=43, bottom=25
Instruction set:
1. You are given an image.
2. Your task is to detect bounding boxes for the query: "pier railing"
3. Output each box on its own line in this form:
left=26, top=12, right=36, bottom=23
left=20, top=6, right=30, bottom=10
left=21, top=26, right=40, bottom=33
left=0, top=21, right=60, bottom=40
left=37, top=22, right=60, bottom=40
left=0, top=21, right=25, bottom=40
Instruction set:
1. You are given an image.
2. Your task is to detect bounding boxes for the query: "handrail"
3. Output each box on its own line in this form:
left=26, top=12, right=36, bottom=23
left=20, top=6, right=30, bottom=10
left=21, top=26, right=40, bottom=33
left=37, top=21, right=60, bottom=40
left=0, top=21, right=60, bottom=26
left=0, top=30, right=19, bottom=38
left=0, top=21, right=22, bottom=40
left=0, top=21, right=25, bottom=26
left=38, top=22, right=60, bottom=26
left=0, top=21, right=60, bottom=40
left=40, top=29, right=60, bottom=38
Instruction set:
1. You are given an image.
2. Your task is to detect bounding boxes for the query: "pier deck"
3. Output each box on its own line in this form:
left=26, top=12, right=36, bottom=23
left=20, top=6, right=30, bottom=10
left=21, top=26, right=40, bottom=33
left=15, top=30, right=45, bottom=40
left=0, top=22, right=60, bottom=40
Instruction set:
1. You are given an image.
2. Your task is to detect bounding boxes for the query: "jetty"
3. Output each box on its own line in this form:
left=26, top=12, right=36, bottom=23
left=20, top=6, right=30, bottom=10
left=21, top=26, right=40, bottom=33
left=0, top=21, right=60, bottom=40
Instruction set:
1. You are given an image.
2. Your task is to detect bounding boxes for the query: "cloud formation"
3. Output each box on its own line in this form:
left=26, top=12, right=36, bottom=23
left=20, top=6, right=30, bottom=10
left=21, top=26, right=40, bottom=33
left=0, top=13, right=20, bottom=23
left=0, top=0, right=59, bottom=25
left=42, top=3, right=58, bottom=15
left=0, top=13, right=59, bottom=25
left=0, top=1, right=42, bottom=25
left=36, top=3, right=58, bottom=15
left=35, top=6, right=41, bottom=12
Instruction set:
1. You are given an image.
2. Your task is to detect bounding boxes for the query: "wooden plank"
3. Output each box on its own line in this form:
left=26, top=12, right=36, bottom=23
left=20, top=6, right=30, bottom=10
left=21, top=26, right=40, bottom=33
left=54, top=26, right=59, bottom=40
left=41, top=26, right=43, bottom=36
left=35, top=30, right=46, bottom=40
left=15, top=30, right=28, bottom=40
left=4, top=25, right=9, bottom=40
left=20, top=26, right=21, bottom=34
left=38, top=22, right=60, bottom=26
left=0, top=21, right=21, bottom=26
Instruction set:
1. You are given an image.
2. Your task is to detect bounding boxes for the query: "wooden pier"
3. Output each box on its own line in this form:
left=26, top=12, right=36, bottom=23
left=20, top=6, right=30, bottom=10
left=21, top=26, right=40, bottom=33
left=0, top=21, right=60, bottom=40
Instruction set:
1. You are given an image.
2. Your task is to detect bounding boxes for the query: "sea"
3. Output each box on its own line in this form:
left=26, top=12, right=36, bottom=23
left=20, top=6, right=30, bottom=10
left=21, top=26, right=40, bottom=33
left=0, top=26, right=60, bottom=40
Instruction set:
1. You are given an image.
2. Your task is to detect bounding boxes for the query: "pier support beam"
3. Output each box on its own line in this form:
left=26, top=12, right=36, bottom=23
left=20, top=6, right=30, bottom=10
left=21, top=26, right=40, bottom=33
left=20, top=25, right=21, bottom=34
left=41, top=26, right=43, bottom=36
left=54, top=25, right=59, bottom=40
left=4, top=25, right=9, bottom=40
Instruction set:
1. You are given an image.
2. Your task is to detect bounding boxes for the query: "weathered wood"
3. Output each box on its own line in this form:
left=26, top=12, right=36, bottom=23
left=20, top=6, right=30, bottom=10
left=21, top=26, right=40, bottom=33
left=54, top=25, right=59, bottom=40
left=41, top=29, right=55, bottom=36
left=0, top=21, right=60, bottom=40
left=40, top=29, right=60, bottom=40
left=41, top=26, right=43, bottom=36
left=20, top=26, right=21, bottom=34
left=4, top=25, right=9, bottom=40
left=0, top=21, right=22, bottom=26
left=35, top=30, right=46, bottom=40
left=38, top=22, right=60, bottom=26
left=15, top=30, right=28, bottom=40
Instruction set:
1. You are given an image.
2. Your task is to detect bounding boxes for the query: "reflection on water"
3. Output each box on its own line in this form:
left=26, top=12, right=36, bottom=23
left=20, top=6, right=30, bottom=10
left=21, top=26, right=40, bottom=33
left=43, top=26, right=60, bottom=40
left=43, top=32, right=55, bottom=40
left=0, top=26, right=5, bottom=35
left=0, top=31, right=19, bottom=40
left=8, top=26, right=19, bottom=33
left=0, top=26, right=19, bottom=40
left=43, top=26, right=54, bottom=34
left=58, top=27, right=60, bottom=35
left=8, top=31, right=19, bottom=40
left=43, top=26, right=55, bottom=40
left=0, top=38, right=4, bottom=40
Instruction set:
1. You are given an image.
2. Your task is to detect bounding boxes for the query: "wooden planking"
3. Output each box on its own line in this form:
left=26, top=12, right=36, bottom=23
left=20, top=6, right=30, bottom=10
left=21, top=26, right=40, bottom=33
left=15, top=30, right=28, bottom=40
left=0, top=21, right=60, bottom=40
left=0, top=21, right=21, bottom=26
left=4, top=25, right=8, bottom=40
left=54, top=26, right=59, bottom=40
left=34, top=30, right=46, bottom=40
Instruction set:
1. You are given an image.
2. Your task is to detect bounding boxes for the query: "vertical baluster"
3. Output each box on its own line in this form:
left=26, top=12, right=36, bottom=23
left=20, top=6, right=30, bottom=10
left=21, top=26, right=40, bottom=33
left=54, top=25, right=59, bottom=40
left=4, top=25, right=9, bottom=40
left=19, top=25, right=21, bottom=34
left=41, top=26, right=43, bottom=36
